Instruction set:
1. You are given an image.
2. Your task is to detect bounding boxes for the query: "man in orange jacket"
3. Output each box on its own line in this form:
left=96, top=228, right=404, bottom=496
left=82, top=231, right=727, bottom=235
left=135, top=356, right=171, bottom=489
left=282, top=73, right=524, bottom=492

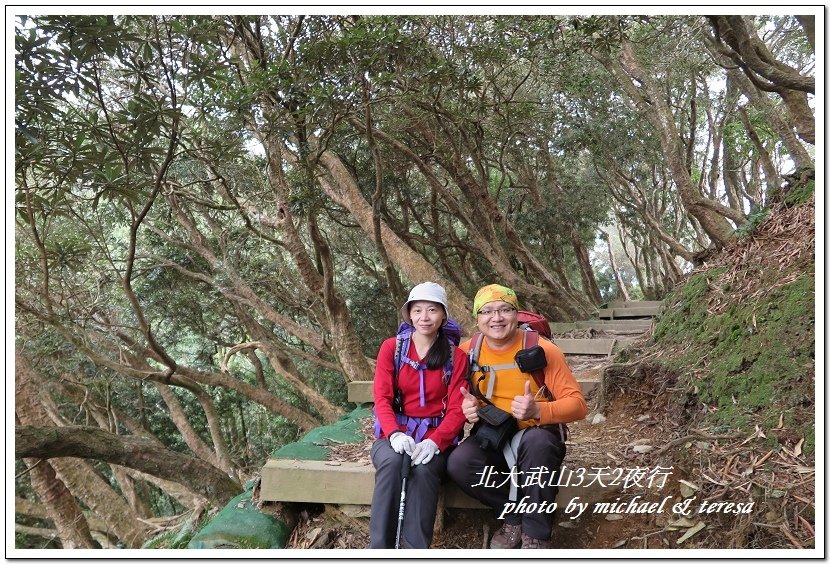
left=447, top=284, right=588, bottom=549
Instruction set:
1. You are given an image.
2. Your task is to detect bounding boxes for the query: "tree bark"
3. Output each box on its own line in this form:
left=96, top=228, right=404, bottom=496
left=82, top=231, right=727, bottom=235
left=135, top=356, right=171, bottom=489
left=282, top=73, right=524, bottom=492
left=315, top=148, right=476, bottom=332
left=16, top=353, right=98, bottom=549
left=594, top=41, right=740, bottom=248
left=716, top=66, right=814, bottom=170
left=405, top=112, right=592, bottom=320
left=608, top=171, right=696, bottom=263
left=707, top=16, right=815, bottom=93
left=16, top=307, right=326, bottom=431
left=363, top=75, right=408, bottom=309
left=600, top=230, right=631, bottom=302
left=124, top=468, right=209, bottom=509
left=706, top=16, right=815, bottom=145
left=737, top=105, right=780, bottom=193
left=111, top=466, right=153, bottom=519
left=153, top=381, right=238, bottom=476
left=795, top=15, right=815, bottom=52
left=570, top=227, right=603, bottom=306
left=234, top=305, right=342, bottom=422
left=65, top=387, right=155, bottom=520
left=20, top=458, right=98, bottom=549
left=15, top=351, right=147, bottom=547
left=15, top=425, right=242, bottom=507
left=164, top=193, right=328, bottom=353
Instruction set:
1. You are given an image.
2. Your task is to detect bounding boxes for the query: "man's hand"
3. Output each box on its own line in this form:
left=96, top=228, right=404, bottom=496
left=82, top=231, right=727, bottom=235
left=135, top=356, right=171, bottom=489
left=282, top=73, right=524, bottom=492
left=411, top=439, right=440, bottom=465
left=511, top=380, right=541, bottom=421
left=460, top=386, right=481, bottom=423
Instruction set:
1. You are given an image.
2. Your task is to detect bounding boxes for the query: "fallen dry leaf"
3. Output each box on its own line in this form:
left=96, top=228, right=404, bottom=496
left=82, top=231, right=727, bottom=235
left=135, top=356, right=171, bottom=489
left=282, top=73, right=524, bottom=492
left=793, top=438, right=804, bottom=457
left=612, top=539, right=627, bottom=548
left=678, top=479, right=699, bottom=498
left=605, top=514, right=624, bottom=521
left=676, top=522, right=706, bottom=544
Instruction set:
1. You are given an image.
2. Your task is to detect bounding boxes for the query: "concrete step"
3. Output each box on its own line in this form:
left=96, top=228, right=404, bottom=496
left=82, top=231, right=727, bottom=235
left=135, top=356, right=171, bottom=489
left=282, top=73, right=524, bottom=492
left=606, top=300, right=664, bottom=309
left=569, top=319, right=651, bottom=331
left=550, top=318, right=653, bottom=335
left=260, top=459, right=617, bottom=510
left=597, top=306, right=661, bottom=319
left=553, top=338, right=615, bottom=356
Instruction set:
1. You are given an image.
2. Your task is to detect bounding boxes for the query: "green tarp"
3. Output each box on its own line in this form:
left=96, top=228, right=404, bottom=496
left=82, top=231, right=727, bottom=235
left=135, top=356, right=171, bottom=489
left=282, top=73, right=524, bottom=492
left=186, top=407, right=373, bottom=549
left=271, top=406, right=372, bottom=460
left=187, top=484, right=290, bottom=549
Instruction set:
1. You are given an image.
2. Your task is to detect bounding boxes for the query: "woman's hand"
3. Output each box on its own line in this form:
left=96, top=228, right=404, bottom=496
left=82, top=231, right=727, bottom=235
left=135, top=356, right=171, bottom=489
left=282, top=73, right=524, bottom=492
left=389, top=432, right=415, bottom=455
left=411, top=439, right=440, bottom=465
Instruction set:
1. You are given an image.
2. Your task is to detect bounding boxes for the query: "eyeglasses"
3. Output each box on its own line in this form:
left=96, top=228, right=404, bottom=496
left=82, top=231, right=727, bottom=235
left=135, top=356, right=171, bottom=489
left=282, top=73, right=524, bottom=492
left=477, top=306, right=516, bottom=318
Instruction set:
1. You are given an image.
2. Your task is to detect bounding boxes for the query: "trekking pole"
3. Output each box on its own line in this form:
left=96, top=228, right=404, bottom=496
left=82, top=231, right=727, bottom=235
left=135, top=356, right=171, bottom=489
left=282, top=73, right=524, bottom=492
left=394, top=453, right=412, bottom=549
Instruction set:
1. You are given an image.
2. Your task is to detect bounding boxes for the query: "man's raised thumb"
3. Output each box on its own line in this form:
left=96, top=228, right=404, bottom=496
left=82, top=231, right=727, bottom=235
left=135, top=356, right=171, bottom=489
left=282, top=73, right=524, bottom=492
left=524, top=380, right=532, bottom=396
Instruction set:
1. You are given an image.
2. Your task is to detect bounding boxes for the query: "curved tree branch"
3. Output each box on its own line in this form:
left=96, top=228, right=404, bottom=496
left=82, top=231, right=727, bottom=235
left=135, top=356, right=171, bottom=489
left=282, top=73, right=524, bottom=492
left=15, top=425, right=242, bottom=506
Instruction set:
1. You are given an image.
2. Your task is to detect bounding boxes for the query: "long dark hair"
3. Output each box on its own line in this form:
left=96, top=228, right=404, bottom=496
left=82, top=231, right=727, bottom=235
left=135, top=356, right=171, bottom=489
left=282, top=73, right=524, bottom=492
left=424, top=326, right=451, bottom=369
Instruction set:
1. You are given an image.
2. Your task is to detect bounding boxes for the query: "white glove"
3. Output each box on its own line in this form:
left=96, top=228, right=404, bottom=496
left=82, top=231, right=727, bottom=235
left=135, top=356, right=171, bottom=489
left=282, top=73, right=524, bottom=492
left=411, top=439, right=440, bottom=466
left=389, top=432, right=415, bottom=455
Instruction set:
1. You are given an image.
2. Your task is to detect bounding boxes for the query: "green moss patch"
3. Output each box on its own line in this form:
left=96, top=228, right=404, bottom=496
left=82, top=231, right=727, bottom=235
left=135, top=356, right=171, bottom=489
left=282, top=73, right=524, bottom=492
left=653, top=267, right=814, bottom=455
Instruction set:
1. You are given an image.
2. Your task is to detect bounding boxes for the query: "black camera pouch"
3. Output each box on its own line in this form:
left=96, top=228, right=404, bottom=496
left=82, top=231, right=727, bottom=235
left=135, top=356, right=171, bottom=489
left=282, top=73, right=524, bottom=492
left=473, top=404, right=517, bottom=451
left=514, top=345, right=547, bottom=374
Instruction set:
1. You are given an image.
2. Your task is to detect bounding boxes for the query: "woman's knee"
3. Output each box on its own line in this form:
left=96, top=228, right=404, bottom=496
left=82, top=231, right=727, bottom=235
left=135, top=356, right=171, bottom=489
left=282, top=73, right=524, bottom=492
left=371, top=440, right=401, bottom=471
left=410, top=460, right=446, bottom=487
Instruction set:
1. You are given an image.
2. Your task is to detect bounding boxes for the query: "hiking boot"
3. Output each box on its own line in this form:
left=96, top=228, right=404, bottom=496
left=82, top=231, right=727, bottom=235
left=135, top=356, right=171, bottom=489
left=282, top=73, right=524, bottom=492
left=490, top=523, right=522, bottom=549
left=521, top=533, right=552, bottom=549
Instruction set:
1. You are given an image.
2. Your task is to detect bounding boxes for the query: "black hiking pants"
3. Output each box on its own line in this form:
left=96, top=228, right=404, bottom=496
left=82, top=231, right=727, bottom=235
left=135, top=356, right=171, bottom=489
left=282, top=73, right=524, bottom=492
left=368, top=438, right=449, bottom=549
left=447, top=425, right=566, bottom=541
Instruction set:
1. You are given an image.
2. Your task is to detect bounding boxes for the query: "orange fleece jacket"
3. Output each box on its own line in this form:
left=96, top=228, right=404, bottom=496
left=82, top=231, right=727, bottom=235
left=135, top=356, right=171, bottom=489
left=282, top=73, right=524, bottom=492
left=460, top=333, right=588, bottom=429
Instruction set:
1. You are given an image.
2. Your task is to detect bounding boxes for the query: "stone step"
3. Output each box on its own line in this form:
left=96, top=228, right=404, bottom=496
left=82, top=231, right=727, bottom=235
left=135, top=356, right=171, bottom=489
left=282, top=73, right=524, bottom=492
left=260, top=459, right=617, bottom=510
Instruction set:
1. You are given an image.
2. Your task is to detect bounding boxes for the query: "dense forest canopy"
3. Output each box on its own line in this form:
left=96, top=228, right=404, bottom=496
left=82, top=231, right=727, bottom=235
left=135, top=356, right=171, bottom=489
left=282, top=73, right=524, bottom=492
left=13, top=12, right=815, bottom=549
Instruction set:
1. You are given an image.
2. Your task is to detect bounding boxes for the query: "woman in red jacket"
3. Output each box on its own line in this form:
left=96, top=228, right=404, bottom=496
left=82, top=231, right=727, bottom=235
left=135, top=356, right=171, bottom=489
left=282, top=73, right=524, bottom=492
left=369, top=282, right=468, bottom=549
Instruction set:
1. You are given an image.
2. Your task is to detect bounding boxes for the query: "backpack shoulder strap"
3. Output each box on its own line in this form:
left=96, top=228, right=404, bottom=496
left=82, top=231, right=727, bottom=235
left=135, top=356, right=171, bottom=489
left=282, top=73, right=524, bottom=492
left=442, top=342, right=455, bottom=385
left=523, top=329, right=538, bottom=348
left=468, top=332, right=484, bottom=368
left=393, top=328, right=413, bottom=382
left=392, top=335, right=402, bottom=379
left=467, top=332, right=489, bottom=402
left=521, top=329, right=554, bottom=400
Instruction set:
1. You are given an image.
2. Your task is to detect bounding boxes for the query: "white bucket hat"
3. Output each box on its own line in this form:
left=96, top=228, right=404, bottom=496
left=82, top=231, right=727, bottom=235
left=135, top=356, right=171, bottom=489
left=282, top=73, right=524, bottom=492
left=400, top=282, right=449, bottom=326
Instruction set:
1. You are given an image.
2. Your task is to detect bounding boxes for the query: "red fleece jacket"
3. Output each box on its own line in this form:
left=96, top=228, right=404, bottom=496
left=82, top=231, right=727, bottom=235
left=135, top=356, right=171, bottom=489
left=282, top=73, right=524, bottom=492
left=373, top=336, right=469, bottom=451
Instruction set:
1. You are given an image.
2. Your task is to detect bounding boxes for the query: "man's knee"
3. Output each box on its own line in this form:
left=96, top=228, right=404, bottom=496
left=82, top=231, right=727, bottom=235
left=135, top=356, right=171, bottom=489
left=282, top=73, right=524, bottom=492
left=446, top=440, right=479, bottom=479
left=518, top=427, right=566, bottom=468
